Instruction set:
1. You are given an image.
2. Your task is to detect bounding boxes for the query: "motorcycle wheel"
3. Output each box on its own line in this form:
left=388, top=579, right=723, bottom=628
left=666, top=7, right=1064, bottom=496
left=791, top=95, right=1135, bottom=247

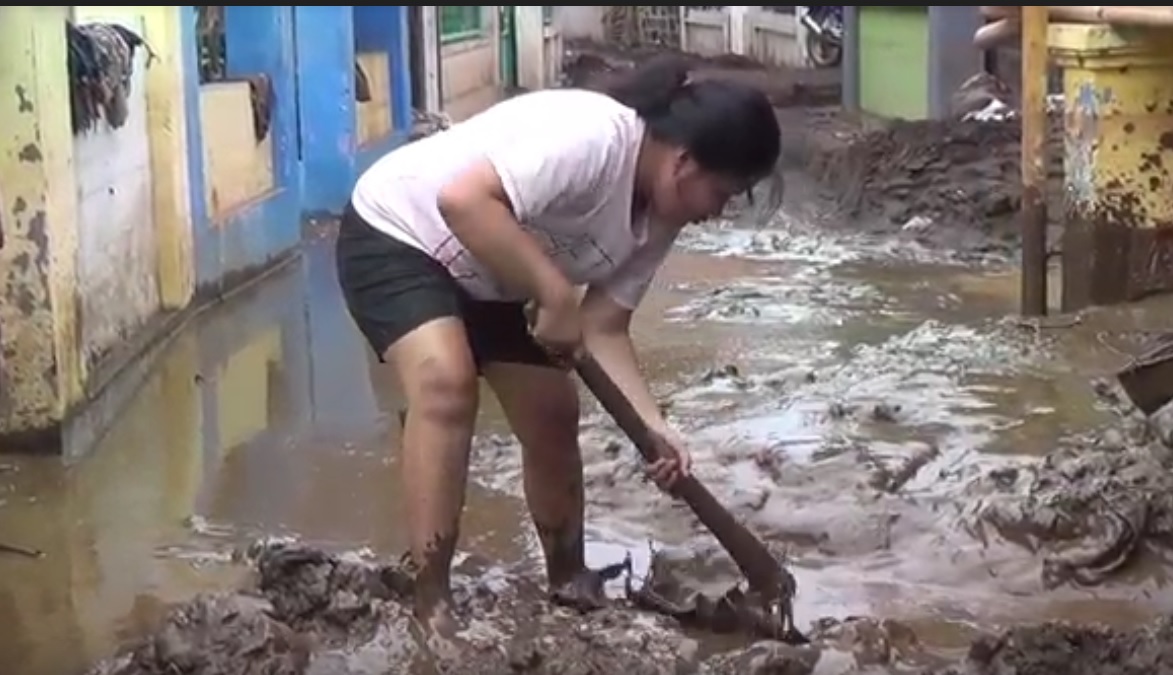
left=805, top=30, right=842, bottom=69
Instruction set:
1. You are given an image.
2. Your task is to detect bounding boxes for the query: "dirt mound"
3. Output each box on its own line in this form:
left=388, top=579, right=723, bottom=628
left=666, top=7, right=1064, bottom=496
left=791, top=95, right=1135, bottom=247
left=818, top=119, right=1020, bottom=227
left=794, top=110, right=1066, bottom=254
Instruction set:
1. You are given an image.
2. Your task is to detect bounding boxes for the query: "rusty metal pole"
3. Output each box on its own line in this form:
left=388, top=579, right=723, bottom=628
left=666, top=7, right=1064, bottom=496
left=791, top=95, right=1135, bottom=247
left=1019, top=6, right=1049, bottom=316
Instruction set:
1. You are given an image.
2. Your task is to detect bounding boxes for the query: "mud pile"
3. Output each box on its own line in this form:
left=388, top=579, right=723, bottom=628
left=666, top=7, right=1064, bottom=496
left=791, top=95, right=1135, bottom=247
left=87, top=542, right=819, bottom=675
left=969, top=381, right=1173, bottom=591
left=795, top=110, right=1065, bottom=253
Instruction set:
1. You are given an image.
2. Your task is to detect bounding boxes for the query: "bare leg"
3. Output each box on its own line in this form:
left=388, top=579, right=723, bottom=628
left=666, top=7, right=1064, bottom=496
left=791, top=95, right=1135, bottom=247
left=484, top=363, right=586, bottom=588
left=385, top=317, right=480, bottom=631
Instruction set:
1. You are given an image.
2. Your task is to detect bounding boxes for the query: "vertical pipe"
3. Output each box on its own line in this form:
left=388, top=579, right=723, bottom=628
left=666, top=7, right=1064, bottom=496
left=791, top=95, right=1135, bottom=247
left=1019, top=5, right=1048, bottom=316
left=841, top=6, right=860, bottom=112
left=728, top=6, right=748, bottom=55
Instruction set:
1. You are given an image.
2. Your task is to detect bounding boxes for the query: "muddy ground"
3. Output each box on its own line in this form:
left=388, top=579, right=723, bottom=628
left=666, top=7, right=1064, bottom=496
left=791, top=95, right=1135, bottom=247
left=86, top=371, right=1173, bottom=675
left=87, top=528, right=1173, bottom=675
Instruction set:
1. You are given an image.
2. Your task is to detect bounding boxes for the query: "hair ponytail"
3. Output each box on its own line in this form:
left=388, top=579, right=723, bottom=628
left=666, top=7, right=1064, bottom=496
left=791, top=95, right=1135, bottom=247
left=603, top=54, right=691, bottom=118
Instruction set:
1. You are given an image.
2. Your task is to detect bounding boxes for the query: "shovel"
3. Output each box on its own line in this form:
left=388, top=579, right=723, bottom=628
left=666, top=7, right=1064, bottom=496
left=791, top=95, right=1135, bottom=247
left=1116, top=334, right=1173, bottom=416
left=573, top=352, right=800, bottom=634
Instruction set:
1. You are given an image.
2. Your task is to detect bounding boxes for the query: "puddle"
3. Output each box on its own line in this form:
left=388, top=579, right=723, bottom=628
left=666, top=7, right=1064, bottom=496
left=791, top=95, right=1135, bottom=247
left=4, top=211, right=1173, bottom=674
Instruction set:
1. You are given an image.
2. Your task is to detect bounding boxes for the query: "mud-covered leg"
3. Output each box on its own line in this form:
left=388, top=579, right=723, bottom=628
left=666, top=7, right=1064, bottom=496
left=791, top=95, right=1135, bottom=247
left=484, top=363, right=601, bottom=606
left=385, top=318, right=480, bottom=634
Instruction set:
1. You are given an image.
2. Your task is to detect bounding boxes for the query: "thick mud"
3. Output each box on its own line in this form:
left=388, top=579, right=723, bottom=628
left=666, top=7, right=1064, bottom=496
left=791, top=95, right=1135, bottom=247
left=86, top=539, right=1173, bottom=675
left=89, top=541, right=820, bottom=675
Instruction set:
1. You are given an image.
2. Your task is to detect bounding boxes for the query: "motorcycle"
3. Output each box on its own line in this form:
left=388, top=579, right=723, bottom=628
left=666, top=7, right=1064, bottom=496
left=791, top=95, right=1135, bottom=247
left=799, top=6, right=843, bottom=68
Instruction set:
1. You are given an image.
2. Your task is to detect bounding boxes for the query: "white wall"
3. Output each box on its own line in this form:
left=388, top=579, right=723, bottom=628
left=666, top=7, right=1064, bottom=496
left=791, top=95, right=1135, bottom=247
left=73, top=16, right=161, bottom=367
left=552, top=6, right=606, bottom=41
left=516, top=6, right=563, bottom=90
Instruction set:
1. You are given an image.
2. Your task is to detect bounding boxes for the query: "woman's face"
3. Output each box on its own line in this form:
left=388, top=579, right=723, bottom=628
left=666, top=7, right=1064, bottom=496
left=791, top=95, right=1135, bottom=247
left=647, top=149, right=744, bottom=228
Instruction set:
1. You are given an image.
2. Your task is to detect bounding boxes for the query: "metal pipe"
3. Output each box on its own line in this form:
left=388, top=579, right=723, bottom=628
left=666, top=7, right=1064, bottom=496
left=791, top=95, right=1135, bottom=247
left=977, top=6, right=1173, bottom=48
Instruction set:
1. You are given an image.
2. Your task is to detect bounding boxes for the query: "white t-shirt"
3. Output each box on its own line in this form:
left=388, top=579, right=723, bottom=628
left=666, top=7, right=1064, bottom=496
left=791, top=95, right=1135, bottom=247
left=350, top=89, right=677, bottom=310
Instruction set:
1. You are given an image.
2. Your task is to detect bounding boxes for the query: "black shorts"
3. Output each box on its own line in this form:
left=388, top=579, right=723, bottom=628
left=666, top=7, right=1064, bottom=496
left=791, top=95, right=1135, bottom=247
left=334, top=202, right=552, bottom=370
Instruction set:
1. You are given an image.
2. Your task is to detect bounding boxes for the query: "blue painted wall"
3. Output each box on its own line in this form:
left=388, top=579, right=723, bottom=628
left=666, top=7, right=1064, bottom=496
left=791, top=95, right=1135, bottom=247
left=353, top=6, right=413, bottom=174
left=296, top=6, right=414, bottom=214
left=294, top=6, right=357, bottom=215
left=180, top=5, right=413, bottom=291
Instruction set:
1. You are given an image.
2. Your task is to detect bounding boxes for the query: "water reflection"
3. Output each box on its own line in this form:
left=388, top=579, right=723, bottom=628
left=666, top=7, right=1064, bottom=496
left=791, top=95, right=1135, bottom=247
left=0, top=237, right=529, bottom=675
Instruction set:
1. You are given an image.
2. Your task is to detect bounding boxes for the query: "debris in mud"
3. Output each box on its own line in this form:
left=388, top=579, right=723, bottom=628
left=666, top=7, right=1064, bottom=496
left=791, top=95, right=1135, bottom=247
left=0, top=539, right=44, bottom=558
left=865, top=442, right=940, bottom=494
left=970, top=381, right=1173, bottom=589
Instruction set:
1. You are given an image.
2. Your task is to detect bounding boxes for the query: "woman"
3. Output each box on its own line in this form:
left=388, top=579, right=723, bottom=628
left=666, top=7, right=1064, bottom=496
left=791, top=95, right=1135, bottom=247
left=336, top=55, right=782, bottom=633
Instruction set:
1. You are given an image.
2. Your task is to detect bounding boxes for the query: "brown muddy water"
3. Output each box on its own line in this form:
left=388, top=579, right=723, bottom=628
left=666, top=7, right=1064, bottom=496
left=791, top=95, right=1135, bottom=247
left=3, top=211, right=1173, bottom=675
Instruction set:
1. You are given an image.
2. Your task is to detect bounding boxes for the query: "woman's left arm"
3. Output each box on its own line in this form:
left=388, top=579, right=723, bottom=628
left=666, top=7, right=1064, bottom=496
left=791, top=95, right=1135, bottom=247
left=579, top=288, right=667, bottom=431
left=581, top=287, right=691, bottom=488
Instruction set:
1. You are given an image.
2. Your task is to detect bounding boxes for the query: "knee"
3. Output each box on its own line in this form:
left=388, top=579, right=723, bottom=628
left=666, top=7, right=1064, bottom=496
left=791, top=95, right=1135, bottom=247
left=411, top=356, right=478, bottom=425
left=520, top=386, right=581, bottom=452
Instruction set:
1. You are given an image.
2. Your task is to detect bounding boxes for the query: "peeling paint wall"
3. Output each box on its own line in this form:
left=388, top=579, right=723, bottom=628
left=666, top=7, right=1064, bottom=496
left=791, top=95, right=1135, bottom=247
left=1050, top=22, right=1173, bottom=309
left=72, top=16, right=162, bottom=371
left=0, top=6, right=83, bottom=444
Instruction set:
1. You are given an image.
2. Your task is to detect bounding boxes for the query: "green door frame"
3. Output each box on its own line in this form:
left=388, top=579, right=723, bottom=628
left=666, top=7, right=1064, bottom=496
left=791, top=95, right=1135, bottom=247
left=498, top=6, right=518, bottom=88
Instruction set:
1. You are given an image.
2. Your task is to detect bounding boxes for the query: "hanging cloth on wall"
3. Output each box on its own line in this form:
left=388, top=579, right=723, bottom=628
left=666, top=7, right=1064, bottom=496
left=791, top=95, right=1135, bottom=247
left=354, top=62, right=372, bottom=103
left=244, top=74, right=274, bottom=143
left=66, top=22, right=151, bottom=135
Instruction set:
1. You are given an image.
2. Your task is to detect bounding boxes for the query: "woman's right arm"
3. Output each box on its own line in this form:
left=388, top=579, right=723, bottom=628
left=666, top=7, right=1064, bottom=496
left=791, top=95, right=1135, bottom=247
left=435, top=103, right=619, bottom=306
left=436, top=160, right=575, bottom=307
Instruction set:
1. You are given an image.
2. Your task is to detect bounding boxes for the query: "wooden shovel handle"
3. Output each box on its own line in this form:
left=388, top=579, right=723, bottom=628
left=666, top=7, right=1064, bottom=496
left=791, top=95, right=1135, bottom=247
left=574, top=353, right=789, bottom=600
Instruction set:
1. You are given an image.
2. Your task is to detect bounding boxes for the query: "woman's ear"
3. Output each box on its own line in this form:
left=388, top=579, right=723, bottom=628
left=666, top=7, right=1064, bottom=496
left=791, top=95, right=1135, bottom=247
left=671, top=147, right=694, bottom=178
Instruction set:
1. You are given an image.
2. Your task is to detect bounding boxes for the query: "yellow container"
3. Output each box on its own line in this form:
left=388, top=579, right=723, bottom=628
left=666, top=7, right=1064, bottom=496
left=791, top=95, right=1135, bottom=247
left=1049, top=22, right=1173, bottom=226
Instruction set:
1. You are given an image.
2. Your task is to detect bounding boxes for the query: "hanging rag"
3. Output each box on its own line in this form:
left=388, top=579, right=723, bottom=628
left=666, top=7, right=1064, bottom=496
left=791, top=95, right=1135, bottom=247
left=244, top=74, right=274, bottom=142
left=354, top=61, right=372, bottom=102
left=66, top=21, right=149, bottom=135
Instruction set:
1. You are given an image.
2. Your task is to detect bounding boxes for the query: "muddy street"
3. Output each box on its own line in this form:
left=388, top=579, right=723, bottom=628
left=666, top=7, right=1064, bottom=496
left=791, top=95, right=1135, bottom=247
left=4, top=189, right=1173, bottom=674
